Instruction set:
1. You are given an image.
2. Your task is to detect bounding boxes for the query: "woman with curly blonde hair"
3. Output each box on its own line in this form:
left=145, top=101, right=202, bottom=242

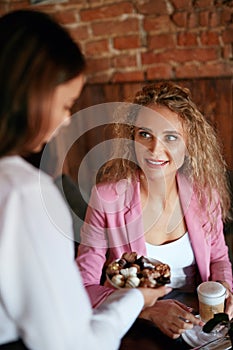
left=77, top=81, right=233, bottom=348
left=97, top=81, right=230, bottom=222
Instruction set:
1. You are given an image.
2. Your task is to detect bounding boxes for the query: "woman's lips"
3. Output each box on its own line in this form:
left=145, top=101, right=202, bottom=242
left=145, top=159, right=169, bottom=167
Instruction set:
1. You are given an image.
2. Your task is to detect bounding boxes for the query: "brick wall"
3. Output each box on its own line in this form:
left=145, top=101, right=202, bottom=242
left=1, top=0, right=233, bottom=169
left=0, top=0, right=232, bottom=84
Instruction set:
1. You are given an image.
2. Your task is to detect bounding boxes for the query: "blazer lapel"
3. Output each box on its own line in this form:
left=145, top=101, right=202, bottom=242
left=123, top=180, right=147, bottom=255
left=177, top=173, right=209, bottom=282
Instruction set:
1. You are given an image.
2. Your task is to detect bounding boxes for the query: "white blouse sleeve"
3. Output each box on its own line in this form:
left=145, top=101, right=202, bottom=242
left=0, top=180, right=143, bottom=350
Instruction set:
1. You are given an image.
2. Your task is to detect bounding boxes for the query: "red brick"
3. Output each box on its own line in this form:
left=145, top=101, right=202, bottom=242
left=66, top=0, right=87, bottom=5
left=69, top=25, right=89, bottom=41
left=87, top=0, right=102, bottom=4
left=199, top=62, right=231, bottom=77
left=86, top=57, right=111, bottom=74
left=114, top=35, right=140, bottom=50
left=171, top=12, right=188, bottom=27
left=146, top=64, right=174, bottom=80
left=142, top=47, right=218, bottom=64
left=222, top=27, right=233, bottom=44
left=141, top=51, right=157, bottom=65
left=171, top=0, right=192, bottom=9
left=148, top=33, right=175, bottom=50
left=199, top=10, right=210, bottom=26
left=136, top=0, right=168, bottom=15
left=144, top=15, right=175, bottom=33
left=220, top=8, right=232, bottom=25
left=92, top=18, right=139, bottom=36
left=85, top=39, right=109, bottom=55
left=8, top=1, right=29, bottom=11
left=3, top=0, right=232, bottom=85
left=202, top=62, right=233, bottom=77
left=175, top=63, right=203, bottom=78
left=209, top=12, right=220, bottom=27
left=175, top=62, right=233, bottom=78
left=194, top=0, right=214, bottom=7
left=112, top=71, right=145, bottom=82
left=200, top=31, right=219, bottom=45
left=223, top=44, right=233, bottom=59
left=179, top=48, right=218, bottom=62
left=177, top=32, right=197, bottom=46
left=54, top=10, right=77, bottom=25
left=112, top=54, right=137, bottom=68
left=80, top=2, right=133, bottom=21
left=188, top=12, right=199, bottom=28
left=8, top=0, right=27, bottom=3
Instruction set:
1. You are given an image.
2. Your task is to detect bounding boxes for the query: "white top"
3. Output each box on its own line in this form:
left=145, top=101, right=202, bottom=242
left=0, top=156, right=144, bottom=350
left=146, top=232, right=197, bottom=292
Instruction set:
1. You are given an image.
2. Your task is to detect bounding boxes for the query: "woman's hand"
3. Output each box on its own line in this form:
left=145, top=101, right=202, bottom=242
left=216, top=281, right=233, bottom=320
left=138, top=286, right=172, bottom=308
left=225, top=293, right=233, bottom=320
left=139, top=299, right=203, bottom=339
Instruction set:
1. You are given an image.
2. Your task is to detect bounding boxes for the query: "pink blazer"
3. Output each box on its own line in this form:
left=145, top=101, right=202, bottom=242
left=77, top=173, right=233, bottom=307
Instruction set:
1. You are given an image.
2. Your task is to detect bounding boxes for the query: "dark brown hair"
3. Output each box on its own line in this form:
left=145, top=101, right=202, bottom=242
left=0, top=9, right=86, bottom=156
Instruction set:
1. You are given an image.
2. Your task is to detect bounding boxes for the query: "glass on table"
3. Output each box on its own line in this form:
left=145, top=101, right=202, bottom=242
left=197, top=282, right=226, bottom=323
left=182, top=282, right=229, bottom=348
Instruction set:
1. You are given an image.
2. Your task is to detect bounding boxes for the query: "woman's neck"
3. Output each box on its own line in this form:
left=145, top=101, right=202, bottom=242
left=139, top=172, right=178, bottom=210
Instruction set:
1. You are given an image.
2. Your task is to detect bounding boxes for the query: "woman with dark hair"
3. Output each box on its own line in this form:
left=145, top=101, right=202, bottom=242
left=77, top=81, right=233, bottom=347
left=0, top=10, right=167, bottom=350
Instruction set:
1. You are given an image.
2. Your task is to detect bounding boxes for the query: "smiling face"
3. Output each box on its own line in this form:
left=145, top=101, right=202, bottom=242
left=134, top=104, right=187, bottom=182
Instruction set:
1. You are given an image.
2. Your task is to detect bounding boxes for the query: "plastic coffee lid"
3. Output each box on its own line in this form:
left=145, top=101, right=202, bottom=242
left=197, top=281, right=226, bottom=297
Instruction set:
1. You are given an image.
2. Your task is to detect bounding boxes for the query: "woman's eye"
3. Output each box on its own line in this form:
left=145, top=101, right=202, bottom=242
left=139, top=131, right=151, bottom=139
left=166, top=134, right=178, bottom=141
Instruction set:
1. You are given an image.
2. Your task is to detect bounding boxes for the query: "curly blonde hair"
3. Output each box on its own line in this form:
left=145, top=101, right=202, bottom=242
left=97, top=81, right=231, bottom=221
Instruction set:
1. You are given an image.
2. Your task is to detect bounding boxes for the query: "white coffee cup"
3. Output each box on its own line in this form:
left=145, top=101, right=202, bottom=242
left=197, top=281, right=226, bottom=322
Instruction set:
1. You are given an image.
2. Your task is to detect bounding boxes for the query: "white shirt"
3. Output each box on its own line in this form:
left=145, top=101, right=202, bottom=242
left=0, top=156, right=143, bottom=350
left=146, top=232, right=197, bottom=292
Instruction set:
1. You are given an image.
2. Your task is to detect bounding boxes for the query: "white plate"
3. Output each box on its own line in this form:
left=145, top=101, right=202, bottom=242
left=182, top=322, right=229, bottom=348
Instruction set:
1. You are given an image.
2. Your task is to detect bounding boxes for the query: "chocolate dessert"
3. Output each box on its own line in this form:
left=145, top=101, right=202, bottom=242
left=106, top=252, right=171, bottom=289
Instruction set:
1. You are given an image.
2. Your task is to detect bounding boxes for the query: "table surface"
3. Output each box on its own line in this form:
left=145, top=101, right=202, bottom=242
left=163, top=289, right=199, bottom=311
